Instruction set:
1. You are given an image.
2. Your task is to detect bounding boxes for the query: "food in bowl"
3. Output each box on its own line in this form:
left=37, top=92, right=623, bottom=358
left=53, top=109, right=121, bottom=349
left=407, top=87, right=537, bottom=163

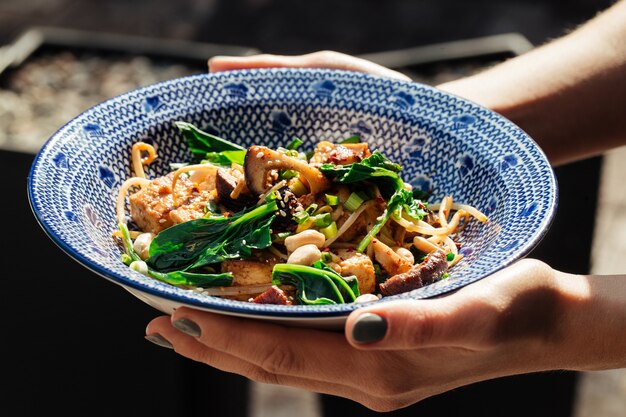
left=114, top=121, right=487, bottom=306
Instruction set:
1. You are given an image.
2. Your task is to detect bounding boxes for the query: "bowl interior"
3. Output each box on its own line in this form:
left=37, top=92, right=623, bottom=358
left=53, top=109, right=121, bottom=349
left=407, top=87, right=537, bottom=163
left=28, top=68, right=556, bottom=317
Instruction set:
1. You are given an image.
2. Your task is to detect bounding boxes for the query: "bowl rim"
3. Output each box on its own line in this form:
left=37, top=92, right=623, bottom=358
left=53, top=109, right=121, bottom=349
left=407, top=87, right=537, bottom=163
left=27, top=67, right=558, bottom=318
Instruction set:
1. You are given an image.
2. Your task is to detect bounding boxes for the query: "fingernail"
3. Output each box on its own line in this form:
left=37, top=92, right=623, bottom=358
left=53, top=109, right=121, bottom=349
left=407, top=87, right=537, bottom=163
left=352, top=313, right=387, bottom=344
left=172, top=318, right=201, bottom=337
left=145, top=333, right=173, bottom=349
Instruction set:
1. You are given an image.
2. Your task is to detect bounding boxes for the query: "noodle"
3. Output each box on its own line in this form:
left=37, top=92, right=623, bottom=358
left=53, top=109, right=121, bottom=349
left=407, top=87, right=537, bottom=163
left=324, top=200, right=376, bottom=246
left=131, top=142, right=157, bottom=178
left=116, top=132, right=490, bottom=305
left=170, top=163, right=219, bottom=204
left=116, top=177, right=151, bottom=224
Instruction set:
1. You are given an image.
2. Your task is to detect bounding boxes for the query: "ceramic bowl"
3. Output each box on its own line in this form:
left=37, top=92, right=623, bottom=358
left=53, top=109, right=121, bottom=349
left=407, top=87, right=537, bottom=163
left=28, top=68, right=557, bottom=329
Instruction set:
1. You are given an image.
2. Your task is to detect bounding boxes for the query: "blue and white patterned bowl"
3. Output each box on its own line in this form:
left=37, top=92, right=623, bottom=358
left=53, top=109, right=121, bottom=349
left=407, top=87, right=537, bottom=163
left=28, top=68, right=557, bottom=329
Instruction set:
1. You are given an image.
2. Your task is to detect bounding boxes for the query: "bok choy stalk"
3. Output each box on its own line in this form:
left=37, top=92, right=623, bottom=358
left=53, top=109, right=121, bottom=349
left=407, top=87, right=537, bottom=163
left=175, top=121, right=246, bottom=166
left=319, top=151, right=427, bottom=252
left=272, top=261, right=360, bottom=305
left=118, top=222, right=233, bottom=287
left=146, top=200, right=278, bottom=272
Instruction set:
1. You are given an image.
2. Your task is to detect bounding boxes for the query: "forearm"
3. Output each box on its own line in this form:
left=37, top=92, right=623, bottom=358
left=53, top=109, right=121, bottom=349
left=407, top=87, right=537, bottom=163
left=438, top=0, right=626, bottom=166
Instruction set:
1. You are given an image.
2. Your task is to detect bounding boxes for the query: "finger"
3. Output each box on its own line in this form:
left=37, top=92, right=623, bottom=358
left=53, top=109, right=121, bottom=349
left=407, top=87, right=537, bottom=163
left=345, top=294, right=497, bottom=350
left=146, top=316, right=391, bottom=410
left=209, top=51, right=412, bottom=81
left=164, top=308, right=374, bottom=387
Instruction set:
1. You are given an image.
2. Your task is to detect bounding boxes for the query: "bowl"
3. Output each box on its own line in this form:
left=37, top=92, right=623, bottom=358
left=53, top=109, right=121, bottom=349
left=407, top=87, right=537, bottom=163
left=28, top=68, right=557, bottom=329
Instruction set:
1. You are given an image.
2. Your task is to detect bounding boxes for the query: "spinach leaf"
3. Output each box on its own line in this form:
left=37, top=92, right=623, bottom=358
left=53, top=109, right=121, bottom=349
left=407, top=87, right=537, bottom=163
left=312, top=260, right=360, bottom=300
left=203, top=150, right=246, bottom=166
left=271, top=263, right=359, bottom=305
left=319, top=151, right=403, bottom=198
left=319, top=150, right=427, bottom=252
left=339, top=135, right=361, bottom=144
left=175, top=121, right=245, bottom=163
left=118, top=222, right=234, bottom=287
left=147, top=201, right=278, bottom=272
left=148, top=270, right=233, bottom=288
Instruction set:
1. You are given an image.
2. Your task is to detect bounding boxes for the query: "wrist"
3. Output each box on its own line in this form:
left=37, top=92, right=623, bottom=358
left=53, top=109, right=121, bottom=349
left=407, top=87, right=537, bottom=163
left=547, top=271, right=626, bottom=371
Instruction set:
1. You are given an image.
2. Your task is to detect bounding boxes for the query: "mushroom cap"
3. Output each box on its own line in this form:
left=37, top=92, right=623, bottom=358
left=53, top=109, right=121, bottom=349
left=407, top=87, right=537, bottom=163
left=244, top=145, right=330, bottom=195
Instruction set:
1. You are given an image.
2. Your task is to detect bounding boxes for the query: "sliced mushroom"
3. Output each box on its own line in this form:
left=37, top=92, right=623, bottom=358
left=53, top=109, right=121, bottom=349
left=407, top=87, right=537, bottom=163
left=215, top=168, right=255, bottom=211
left=244, top=146, right=330, bottom=195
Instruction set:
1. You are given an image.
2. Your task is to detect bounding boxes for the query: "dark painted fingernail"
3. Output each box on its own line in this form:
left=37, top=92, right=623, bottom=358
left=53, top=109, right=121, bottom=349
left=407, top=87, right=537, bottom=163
left=145, top=333, right=173, bottom=349
left=172, top=318, right=201, bottom=337
left=352, top=313, right=388, bottom=344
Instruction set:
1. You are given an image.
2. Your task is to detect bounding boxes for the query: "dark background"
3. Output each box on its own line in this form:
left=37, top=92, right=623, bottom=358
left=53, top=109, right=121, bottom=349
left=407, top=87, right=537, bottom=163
left=0, top=0, right=615, bottom=416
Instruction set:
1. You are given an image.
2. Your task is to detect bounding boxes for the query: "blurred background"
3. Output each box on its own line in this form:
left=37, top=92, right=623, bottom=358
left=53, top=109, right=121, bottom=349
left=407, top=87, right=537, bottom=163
left=1, top=0, right=624, bottom=416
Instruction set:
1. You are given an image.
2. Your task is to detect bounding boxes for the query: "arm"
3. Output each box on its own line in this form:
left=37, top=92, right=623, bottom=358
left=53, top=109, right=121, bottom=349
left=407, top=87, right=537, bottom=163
left=146, top=260, right=626, bottom=411
left=438, top=0, right=626, bottom=165
left=209, top=1, right=626, bottom=166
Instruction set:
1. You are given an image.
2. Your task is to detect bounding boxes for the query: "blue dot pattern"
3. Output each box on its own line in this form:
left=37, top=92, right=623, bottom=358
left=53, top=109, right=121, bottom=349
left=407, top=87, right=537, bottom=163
left=28, top=68, right=557, bottom=318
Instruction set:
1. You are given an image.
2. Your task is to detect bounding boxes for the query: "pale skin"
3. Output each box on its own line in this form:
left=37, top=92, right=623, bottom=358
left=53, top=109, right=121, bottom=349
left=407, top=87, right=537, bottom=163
left=146, top=1, right=626, bottom=411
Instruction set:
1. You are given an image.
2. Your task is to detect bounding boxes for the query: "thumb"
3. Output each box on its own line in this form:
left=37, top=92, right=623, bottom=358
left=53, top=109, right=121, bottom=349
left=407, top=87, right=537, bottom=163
left=345, top=296, right=494, bottom=350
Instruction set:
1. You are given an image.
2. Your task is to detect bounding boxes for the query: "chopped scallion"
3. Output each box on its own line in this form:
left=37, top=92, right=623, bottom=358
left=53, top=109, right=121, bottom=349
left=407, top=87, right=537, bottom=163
left=305, top=203, right=318, bottom=214
left=286, top=137, right=304, bottom=150
left=313, top=213, right=332, bottom=228
left=319, top=221, right=338, bottom=239
left=344, top=191, right=368, bottom=212
left=289, top=178, right=307, bottom=197
left=293, top=211, right=310, bottom=224
left=314, top=205, right=333, bottom=215
left=296, top=218, right=315, bottom=233
left=280, top=169, right=298, bottom=180
left=325, top=194, right=340, bottom=206
left=272, top=232, right=292, bottom=242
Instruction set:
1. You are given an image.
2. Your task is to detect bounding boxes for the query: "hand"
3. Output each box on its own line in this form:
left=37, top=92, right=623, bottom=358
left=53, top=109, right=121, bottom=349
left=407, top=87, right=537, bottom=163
left=208, top=50, right=412, bottom=81
left=145, top=259, right=594, bottom=411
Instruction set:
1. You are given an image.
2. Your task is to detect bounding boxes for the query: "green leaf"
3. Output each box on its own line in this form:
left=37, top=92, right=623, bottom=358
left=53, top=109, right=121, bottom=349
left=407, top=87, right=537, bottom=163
left=356, top=188, right=420, bottom=252
left=319, top=151, right=403, bottom=198
left=312, top=261, right=360, bottom=299
left=202, top=150, right=246, bottom=166
left=338, top=135, right=362, bottom=144
left=147, top=201, right=278, bottom=272
left=175, top=121, right=245, bottom=162
left=272, top=263, right=359, bottom=305
left=148, top=270, right=233, bottom=287
left=318, top=149, right=429, bottom=252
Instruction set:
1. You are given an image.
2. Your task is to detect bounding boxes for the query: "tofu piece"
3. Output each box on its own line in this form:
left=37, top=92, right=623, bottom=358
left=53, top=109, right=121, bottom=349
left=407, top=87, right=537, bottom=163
left=129, top=172, right=215, bottom=234
left=221, top=259, right=278, bottom=286
left=335, top=249, right=376, bottom=294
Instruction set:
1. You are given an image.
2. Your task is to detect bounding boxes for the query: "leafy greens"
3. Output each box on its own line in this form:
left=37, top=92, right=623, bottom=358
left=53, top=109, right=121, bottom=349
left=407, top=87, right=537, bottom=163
left=272, top=261, right=360, bottom=305
left=319, top=151, right=427, bottom=252
left=175, top=121, right=246, bottom=166
left=146, top=200, right=278, bottom=272
left=118, top=222, right=234, bottom=287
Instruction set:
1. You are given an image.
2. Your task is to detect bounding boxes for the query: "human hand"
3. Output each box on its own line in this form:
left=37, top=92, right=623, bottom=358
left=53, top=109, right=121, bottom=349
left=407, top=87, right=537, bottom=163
left=208, top=50, right=411, bottom=81
left=145, top=259, right=596, bottom=411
